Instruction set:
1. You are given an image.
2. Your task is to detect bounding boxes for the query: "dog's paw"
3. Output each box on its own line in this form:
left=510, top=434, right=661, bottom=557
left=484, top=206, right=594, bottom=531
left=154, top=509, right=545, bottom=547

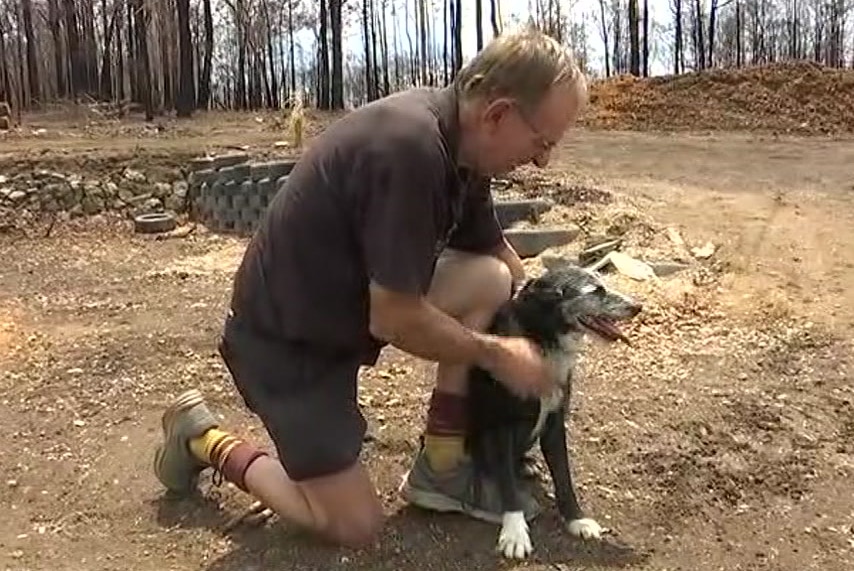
left=497, top=511, right=533, bottom=559
left=566, top=518, right=603, bottom=540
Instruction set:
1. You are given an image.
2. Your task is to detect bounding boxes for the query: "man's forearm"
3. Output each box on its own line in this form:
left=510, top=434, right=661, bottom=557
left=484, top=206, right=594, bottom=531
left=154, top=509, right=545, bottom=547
left=368, top=282, right=497, bottom=368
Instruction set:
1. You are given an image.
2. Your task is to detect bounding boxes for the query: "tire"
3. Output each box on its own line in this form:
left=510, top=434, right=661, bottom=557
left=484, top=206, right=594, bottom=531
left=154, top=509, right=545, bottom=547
left=134, top=212, right=177, bottom=234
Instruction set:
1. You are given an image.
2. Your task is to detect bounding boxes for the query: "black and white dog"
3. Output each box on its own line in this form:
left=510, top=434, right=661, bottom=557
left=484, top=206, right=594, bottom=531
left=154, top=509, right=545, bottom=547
left=465, top=264, right=642, bottom=559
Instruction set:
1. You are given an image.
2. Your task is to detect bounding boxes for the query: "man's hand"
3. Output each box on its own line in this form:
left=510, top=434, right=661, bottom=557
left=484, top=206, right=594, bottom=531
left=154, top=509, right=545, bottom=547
left=478, top=336, right=554, bottom=400
left=368, top=282, right=553, bottom=400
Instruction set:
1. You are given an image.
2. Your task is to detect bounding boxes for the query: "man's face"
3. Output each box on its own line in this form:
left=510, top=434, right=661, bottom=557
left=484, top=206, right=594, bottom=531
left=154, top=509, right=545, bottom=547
left=472, top=80, right=585, bottom=176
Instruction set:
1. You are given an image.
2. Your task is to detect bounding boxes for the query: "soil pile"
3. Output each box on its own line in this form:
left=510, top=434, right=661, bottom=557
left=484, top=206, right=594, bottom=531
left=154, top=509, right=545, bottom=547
left=583, top=60, right=854, bottom=134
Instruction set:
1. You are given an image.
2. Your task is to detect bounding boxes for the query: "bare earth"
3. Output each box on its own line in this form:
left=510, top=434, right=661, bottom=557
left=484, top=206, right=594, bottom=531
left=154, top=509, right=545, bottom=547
left=1, top=112, right=853, bottom=571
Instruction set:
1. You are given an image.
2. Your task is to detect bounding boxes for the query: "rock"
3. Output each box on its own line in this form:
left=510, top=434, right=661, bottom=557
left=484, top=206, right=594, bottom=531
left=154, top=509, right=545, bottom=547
left=505, top=226, right=581, bottom=258
left=8, top=190, right=26, bottom=203
left=494, top=199, right=553, bottom=228
left=691, top=241, right=717, bottom=259
left=164, top=181, right=189, bottom=211
left=188, top=157, right=215, bottom=172
left=123, top=169, right=146, bottom=183
left=84, top=180, right=103, bottom=195
left=647, top=260, right=692, bottom=277
left=577, top=237, right=623, bottom=266
left=41, top=198, right=61, bottom=212
left=81, top=195, right=103, bottom=215
left=43, top=182, right=67, bottom=199
left=172, top=180, right=189, bottom=197
left=540, top=253, right=574, bottom=271
left=153, top=182, right=172, bottom=198
left=117, top=186, right=136, bottom=203
left=135, top=197, right=164, bottom=214
left=210, top=153, right=250, bottom=170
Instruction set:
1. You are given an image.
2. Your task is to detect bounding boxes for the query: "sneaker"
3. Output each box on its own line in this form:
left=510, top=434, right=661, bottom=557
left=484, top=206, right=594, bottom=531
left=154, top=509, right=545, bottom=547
left=400, top=447, right=542, bottom=525
left=153, top=389, right=219, bottom=496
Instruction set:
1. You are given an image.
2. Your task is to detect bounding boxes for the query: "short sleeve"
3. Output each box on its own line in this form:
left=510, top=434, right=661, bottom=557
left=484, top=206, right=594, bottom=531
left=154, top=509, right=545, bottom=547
left=447, top=176, right=503, bottom=254
left=356, top=137, right=444, bottom=296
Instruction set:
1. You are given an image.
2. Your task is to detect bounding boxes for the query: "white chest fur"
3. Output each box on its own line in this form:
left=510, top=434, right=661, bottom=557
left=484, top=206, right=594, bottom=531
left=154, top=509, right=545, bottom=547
left=529, top=334, right=579, bottom=441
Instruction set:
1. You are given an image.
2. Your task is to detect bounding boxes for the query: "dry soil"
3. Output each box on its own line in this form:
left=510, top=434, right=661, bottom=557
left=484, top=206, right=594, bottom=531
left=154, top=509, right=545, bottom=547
left=1, top=108, right=853, bottom=571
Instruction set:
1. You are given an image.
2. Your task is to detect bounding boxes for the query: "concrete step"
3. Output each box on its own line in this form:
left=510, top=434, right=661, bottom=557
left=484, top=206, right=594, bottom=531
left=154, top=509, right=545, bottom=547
left=494, top=199, right=552, bottom=228
left=504, top=225, right=581, bottom=258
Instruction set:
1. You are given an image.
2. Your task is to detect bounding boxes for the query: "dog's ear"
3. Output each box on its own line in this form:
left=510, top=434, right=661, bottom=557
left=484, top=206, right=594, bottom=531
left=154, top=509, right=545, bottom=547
left=516, top=276, right=563, bottom=305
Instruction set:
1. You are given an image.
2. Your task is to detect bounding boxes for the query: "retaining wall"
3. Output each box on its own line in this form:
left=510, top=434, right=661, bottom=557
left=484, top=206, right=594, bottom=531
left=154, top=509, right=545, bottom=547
left=188, top=154, right=296, bottom=236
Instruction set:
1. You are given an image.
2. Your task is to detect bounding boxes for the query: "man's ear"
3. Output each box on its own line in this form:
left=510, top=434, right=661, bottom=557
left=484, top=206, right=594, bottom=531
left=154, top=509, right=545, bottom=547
left=481, top=97, right=515, bottom=128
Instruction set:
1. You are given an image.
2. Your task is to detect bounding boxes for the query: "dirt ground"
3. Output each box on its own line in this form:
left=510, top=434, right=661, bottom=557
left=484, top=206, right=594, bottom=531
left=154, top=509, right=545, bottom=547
left=1, top=109, right=853, bottom=571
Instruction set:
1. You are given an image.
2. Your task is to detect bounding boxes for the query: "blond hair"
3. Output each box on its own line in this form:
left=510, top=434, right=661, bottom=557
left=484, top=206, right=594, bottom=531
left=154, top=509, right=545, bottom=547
left=454, top=27, right=586, bottom=113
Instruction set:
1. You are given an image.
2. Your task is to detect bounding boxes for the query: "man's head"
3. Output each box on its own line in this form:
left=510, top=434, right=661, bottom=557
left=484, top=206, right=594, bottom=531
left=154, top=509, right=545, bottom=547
left=455, top=27, right=588, bottom=177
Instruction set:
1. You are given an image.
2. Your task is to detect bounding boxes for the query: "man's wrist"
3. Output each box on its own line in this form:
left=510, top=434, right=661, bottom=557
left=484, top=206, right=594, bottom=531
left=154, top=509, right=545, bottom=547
left=472, top=332, right=502, bottom=372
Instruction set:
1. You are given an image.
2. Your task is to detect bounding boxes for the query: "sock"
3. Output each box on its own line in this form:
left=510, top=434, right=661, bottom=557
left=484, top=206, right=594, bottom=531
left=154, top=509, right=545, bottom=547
left=189, top=428, right=268, bottom=492
left=189, top=428, right=231, bottom=465
left=424, top=390, right=467, bottom=473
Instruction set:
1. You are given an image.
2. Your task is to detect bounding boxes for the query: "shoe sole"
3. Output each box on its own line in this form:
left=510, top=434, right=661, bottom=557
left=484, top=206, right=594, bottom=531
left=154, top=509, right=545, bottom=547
left=401, top=481, right=504, bottom=525
left=153, top=389, right=208, bottom=495
left=399, top=473, right=543, bottom=525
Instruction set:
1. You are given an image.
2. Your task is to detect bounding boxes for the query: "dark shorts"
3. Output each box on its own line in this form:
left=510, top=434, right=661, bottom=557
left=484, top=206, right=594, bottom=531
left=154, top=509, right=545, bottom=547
left=218, top=313, right=367, bottom=482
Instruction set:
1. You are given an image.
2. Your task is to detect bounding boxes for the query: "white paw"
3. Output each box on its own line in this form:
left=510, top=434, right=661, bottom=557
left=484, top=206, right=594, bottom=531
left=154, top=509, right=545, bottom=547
left=496, top=511, right=533, bottom=559
left=567, top=517, right=603, bottom=540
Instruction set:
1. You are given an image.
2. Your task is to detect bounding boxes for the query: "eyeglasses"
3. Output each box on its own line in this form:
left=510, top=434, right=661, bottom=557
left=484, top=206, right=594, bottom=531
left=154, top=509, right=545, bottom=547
left=513, top=102, right=557, bottom=153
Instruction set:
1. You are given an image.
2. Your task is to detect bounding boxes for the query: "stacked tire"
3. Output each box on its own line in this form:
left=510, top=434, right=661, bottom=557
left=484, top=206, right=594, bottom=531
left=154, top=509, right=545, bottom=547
left=188, top=155, right=297, bottom=236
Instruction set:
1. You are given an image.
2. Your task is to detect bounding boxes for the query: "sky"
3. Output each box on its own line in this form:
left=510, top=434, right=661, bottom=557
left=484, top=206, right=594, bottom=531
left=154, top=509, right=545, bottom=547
left=289, top=0, right=675, bottom=78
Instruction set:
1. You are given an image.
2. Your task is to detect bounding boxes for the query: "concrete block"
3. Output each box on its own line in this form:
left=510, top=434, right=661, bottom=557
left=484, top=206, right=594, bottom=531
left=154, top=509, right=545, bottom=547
left=494, top=199, right=553, bottom=228
left=505, top=225, right=581, bottom=258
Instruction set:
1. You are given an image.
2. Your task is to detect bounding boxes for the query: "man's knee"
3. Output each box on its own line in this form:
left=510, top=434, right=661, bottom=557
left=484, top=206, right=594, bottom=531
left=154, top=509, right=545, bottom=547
left=429, top=249, right=513, bottom=318
left=325, top=503, right=385, bottom=548
left=297, top=462, right=385, bottom=548
left=479, top=255, right=513, bottom=309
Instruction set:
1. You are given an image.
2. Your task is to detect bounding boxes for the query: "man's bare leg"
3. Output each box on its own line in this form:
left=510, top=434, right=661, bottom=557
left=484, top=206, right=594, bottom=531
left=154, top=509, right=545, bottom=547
left=399, top=248, right=540, bottom=522
left=421, top=249, right=512, bottom=473
left=154, top=390, right=383, bottom=548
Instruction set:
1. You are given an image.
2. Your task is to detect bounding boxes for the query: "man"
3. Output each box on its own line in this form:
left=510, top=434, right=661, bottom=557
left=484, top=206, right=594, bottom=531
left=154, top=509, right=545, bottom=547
left=153, top=28, right=588, bottom=548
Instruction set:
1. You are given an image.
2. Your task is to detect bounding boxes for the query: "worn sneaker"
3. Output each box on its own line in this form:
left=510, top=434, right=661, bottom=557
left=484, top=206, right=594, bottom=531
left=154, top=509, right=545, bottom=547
left=153, top=389, right=219, bottom=496
left=400, top=448, right=542, bottom=525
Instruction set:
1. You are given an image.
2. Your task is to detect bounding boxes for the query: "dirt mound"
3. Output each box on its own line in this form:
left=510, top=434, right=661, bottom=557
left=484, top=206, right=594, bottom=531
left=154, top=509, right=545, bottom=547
left=584, top=60, right=854, bottom=134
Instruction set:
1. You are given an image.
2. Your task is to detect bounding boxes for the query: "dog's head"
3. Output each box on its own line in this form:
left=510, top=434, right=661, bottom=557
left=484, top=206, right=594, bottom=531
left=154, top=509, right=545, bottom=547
left=512, top=265, right=642, bottom=346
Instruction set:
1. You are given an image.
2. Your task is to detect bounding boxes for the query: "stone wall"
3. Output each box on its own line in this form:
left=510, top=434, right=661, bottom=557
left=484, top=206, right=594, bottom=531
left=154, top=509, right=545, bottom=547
left=0, top=153, right=297, bottom=236
left=0, top=168, right=189, bottom=217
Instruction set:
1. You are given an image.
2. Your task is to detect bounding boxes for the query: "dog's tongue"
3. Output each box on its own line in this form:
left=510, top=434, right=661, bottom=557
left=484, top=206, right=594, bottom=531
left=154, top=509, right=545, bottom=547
left=581, top=316, right=631, bottom=346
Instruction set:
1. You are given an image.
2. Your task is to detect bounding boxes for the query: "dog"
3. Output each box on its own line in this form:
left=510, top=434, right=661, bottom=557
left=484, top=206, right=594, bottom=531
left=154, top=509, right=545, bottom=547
left=464, top=263, right=642, bottom=559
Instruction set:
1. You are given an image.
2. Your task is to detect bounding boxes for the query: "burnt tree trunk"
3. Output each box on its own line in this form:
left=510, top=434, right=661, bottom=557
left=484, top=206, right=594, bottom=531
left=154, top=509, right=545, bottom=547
left=21, top=0, right=40, bottom=106
left=131, top=0, right=154, bottom=120
left=318, top=0, right=330, bottom=109
left=330, top=0, right=343, bottom=109
left=176, top=0, right=195, bottom=116
left=198, top=0, right=213, bottom=109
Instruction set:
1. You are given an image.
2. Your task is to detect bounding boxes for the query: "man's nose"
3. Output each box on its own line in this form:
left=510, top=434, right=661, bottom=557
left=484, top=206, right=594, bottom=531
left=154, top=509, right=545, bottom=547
left=531, top=149, right=551, bottom=168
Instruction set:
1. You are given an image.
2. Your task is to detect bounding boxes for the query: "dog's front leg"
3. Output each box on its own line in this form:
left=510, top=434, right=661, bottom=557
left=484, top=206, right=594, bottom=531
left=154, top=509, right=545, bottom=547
left=540, top=408, right=603, bottom=541
left=484, top=431, right=533, bottom=559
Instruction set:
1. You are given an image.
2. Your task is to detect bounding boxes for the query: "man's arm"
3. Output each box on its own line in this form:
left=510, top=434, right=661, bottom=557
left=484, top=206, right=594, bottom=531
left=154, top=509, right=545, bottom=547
left=357, top=137, right=499, bottom=369
left=368, top=282, right=499, bottom=367
left=490, top=236, right=527, bottom=292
